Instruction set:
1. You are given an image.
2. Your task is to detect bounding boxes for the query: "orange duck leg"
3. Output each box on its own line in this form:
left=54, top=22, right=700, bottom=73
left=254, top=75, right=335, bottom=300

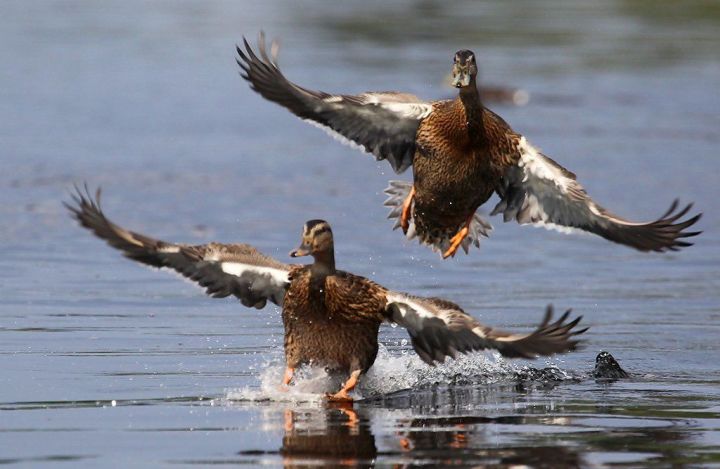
left=400, top=185, right=415, bottom=234
left=278, top=366, right=294, bottom=391
left=442, top=213, right=475, bottom=259
left=326, top=369, right=362, bottom=402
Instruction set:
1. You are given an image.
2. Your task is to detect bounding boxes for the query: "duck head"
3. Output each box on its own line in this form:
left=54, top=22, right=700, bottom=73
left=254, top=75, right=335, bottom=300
left=451, top=50, right=478, bottom=89
left=290, top=219, right=336, bottom=272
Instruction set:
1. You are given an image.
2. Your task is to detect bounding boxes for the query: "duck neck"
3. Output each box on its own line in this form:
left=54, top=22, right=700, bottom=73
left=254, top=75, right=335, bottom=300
left=459, top=80, right=486, bottom=142
left=310, top=249, right=336, bottom=279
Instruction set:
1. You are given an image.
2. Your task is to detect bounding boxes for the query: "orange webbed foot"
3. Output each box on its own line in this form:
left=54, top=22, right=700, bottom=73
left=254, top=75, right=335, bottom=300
left=442, top=226, right=469, bottom=259
left=325, top=391, right=354, bottom=403
left=442, top=213, right=476, bottom=258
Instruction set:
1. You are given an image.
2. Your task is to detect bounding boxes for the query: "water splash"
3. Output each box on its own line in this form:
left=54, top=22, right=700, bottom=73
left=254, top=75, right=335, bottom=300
left=225, top=345, right=581, bottom=403
left=359, top=346, right=580, bottom=398
left=225, top=365, right=339, bottom=404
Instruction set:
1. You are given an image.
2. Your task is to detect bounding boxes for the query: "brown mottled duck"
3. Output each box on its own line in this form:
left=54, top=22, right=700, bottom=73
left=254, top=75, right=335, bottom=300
left=66, top=186, right=586, bottom=402
left=236, top=34, right=701, bottom=258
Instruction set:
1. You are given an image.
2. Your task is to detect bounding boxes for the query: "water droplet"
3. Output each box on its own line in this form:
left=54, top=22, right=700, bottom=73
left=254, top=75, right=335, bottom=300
left=400, top=339, right=408, bottom=346
left=111, top=400, right=117, bottom=407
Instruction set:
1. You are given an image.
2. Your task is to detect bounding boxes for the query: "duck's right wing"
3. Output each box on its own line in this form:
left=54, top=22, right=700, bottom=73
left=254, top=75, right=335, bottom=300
left=65, top=186, right=292, bottom=308
left=493, top=136, right=702, bottom=252
left=237, top=33, right=433, bottom=174
left=385, top=292, right=586, bottom=364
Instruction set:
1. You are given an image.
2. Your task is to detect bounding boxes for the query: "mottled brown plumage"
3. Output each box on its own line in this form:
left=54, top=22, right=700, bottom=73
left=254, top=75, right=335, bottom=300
left=237, top=34, right=701, bottom=258
left=412, top=98, right=516, bottom=249
left=67, top=186, right=586, bottom=401
left=283, top=270, right=384, bottom=375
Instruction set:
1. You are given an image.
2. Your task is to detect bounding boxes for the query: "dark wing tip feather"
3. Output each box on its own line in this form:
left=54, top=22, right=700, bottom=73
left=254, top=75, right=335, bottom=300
left=399, top=300, right=586, bottom=365
left=66, top=185, right=290, bottom=308
left=494, top=306, right=587, bottom=359
left=235, top=33, right=420, bottom=175
left=601, top=200, right=702, bottom=252
left=65, top=183, right=171, bottom=269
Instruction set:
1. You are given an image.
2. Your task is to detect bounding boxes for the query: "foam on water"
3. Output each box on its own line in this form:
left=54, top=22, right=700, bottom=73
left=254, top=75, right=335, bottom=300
left=225, top=345, right=579, bottom=403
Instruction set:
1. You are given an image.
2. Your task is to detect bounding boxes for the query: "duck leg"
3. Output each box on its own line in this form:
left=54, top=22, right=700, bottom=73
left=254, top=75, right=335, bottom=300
left=442, top=213, right=475, bottom=259
left=326, top=369, right=362, bottom=402
left=400, top=185, right=416, bottom=234
left=278, top=366, right=294, bottom=391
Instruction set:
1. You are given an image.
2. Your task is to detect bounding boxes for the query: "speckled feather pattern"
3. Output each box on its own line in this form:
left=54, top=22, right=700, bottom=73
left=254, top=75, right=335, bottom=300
left=412, top=98, right=520, bottom=247
left=282, top=267, right=386, bottom=373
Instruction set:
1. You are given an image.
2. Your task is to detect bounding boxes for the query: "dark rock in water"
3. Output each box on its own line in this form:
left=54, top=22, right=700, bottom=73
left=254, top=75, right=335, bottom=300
left=592, top=351, right=629, bottom=379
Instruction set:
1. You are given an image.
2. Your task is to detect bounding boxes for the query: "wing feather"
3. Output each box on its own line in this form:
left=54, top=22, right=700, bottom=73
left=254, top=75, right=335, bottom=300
left=385, top=292, right=586, bottom=364
left=236, top=33, right=431, bottom=173
left=493, top=137, right=702, bottom=252
left=65, top=185, right=291, bottom=308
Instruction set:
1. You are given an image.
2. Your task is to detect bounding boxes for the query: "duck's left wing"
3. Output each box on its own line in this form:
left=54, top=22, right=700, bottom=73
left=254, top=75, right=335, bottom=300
left=384, top=292, right=586, bottom=364
left=65, top=186, right=292, bottom=308
left=493, top=137, right=702, bottom=252
left=237, top=33, right=432, bottom=174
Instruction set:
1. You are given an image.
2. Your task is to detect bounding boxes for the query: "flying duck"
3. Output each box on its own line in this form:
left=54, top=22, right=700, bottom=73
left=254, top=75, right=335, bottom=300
left=236, top=34, right=701, bottom=258
left=66, top=186, right=586, bottom=402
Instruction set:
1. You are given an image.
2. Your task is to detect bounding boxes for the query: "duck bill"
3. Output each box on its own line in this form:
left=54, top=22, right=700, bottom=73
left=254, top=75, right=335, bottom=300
left=451, top=72, right=471, bottom=88
left=289, top=244, right=312, bottom=258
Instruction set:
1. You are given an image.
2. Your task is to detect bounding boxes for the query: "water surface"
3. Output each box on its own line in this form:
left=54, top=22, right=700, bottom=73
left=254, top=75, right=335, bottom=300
left=1, top=0, right=719, bottom=466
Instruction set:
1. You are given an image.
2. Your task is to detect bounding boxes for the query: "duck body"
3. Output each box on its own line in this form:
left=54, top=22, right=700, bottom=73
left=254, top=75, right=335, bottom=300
left=412, top=96, right=515, bottom=247
left=282, top=267, right=384, bottom=374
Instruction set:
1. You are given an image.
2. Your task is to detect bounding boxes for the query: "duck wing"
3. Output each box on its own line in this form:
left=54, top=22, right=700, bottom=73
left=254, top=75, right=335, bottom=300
left=384, top=292, right=586, bottom=364
left=65, top=185, right=292, bottom=308
left=236, top=33, right=432, bottom=174
left=492, top=136, right=702, bottom=252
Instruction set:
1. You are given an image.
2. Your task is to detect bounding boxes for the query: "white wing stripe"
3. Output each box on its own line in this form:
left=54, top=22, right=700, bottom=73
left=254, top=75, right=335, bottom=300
left=380, top=102, right=433, bottom=119
left=385, top=293, right=438, bottom=330
left=220, top=262, right=289, bottom=284
left=517, top=137, right=570, bottom=193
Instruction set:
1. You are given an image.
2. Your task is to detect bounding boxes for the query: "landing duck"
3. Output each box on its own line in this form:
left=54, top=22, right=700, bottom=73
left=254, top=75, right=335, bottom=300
left=67, top=186, right=586, bottom=402
left=237, top=34, right=701, bottom=258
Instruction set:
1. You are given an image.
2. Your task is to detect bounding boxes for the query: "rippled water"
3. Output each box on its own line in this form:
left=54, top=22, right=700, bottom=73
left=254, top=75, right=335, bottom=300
left=1, top=0, right=719, bottom=466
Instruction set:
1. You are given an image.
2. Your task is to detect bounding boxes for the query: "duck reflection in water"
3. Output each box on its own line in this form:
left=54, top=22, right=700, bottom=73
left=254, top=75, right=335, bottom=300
left=280, top=404, right=376, bottom=468
left=275, top=401, right=586, bottom=468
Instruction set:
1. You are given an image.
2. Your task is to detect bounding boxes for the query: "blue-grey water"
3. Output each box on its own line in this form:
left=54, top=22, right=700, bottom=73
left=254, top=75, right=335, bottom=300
left=1, top=1, right=719, bottom=466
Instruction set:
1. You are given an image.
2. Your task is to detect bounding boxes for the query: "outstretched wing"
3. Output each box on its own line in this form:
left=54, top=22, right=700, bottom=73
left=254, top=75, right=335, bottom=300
left=65, top=186, right=292, bottom=308
left=493, top=137, right=702, bottom=252
left=236, top=33, right=432, bottom=174
left=385, top=292, right=586, bottom=364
